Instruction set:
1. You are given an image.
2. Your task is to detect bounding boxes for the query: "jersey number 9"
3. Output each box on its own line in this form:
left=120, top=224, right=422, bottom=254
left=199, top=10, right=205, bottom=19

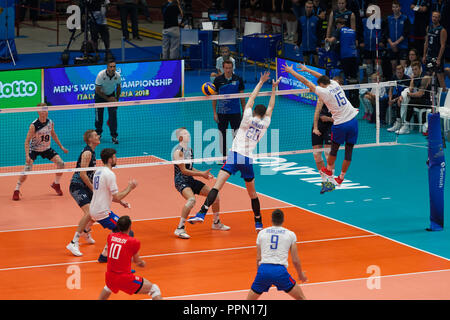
left=270, top=235, right=279, bottom=250
left=93, top=176, right=100, bottom=190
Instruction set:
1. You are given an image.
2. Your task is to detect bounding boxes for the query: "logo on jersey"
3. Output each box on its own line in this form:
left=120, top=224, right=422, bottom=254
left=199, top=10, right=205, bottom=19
left=0, top=80, right=38, bottom=98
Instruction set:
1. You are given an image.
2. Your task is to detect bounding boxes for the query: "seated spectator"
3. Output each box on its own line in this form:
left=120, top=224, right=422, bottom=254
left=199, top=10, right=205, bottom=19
left=404, top=48, right=421, bottom=77
left=326, top=0, right=356, bottom=39
left=387, top=64, right=410, bottom=132
left=359, top=73, right=388, bottom=124
left=297, top=0, right=321, bottom=66
left=383, top=0, right=410, bottom=72
left=210, top=46, right=236, bottom=82
left=326, top=18, right=358, bottom=80
left=361, top=8, right=384, bottom=77
left=396, top=61, right=432, bottom=134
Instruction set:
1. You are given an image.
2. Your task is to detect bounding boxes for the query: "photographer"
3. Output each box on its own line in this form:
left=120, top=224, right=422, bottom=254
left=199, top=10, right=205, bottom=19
left=423, top=11, right=447, bottom=91
left=90, top=0, right=112, bottom=52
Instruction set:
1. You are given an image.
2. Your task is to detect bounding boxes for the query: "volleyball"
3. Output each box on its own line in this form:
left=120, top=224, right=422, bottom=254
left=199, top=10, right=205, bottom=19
left=202, top=82, right=216, bottom=96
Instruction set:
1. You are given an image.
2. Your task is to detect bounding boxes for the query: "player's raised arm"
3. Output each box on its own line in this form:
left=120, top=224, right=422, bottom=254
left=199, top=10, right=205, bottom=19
left=245, top=71, right=271, bottom=111
left=313, top=99, right=324, bottom=136
left=265, top=77, right=282, bottom=118
left=281, top=63, right=316, bottom=94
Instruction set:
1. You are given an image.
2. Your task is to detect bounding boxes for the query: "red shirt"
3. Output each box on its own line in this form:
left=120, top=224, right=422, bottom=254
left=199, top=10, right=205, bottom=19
left=106, top=232, right=141, bottom=274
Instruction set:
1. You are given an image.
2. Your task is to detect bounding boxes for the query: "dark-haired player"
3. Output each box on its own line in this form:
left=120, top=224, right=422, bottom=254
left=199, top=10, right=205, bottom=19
left=98, top=215, right=162, bottom=300
left=282, top=63, right=359, bottom=192
left=89, top=148, right=138, bottom=262
left=13, top=104, right=68, bottom=201
left=188, top=72, right=281, bottom=232
left=247, top=209, right=307, bottom=300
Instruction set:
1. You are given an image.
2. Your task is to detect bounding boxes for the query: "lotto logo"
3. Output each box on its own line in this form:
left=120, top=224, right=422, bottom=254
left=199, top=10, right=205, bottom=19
left=0, top=80, right=38, bottom=98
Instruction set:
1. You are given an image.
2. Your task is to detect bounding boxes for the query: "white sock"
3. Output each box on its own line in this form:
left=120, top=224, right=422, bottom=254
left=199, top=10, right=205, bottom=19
left=54, top=175, right=62, bottom=184
left=15, top=181, right=21, bottom=191
left=72, top=232, right=81, bottom=244
left=178, top=218, right=186, bottom=229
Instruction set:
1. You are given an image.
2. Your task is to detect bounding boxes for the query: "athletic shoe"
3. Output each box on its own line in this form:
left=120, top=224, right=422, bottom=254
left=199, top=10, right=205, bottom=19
left=174, top=226, right=191, bottom=239
left=66, top=242, right=83, bottom=257
left=12, top=190, right=21, bottom=201
left=51, top=182, right=63, bottom=196
left=387, top=120, right=401, bottom=132
left=320, top=167, right=333, bottom=178
left=112, top=137, right=119, bottom=144
left=321, top=181, right=336, bottom=193
left=396, top=123, right=410, bottom=135
left=98, top=254, right=108, bottom=263
left=81, top=231, right=96, bottom=244
left=255, top=222, right=263, bottom=232
left=334, top=176, right=344, bottom=186
left=187, top=212, right=206, bottom=224
left=212, top=220, right=231, bottom=231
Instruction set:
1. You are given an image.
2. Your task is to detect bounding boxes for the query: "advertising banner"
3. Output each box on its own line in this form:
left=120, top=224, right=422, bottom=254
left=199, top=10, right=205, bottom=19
left=44, top=60, right=184, bottom=105
left=276, top=57, right=325, bottom=106
left=0, top=69, right=42, bottom=109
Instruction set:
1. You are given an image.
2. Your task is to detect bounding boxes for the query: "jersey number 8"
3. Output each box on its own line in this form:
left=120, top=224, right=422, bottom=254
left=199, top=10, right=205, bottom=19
left=93, top=176, right=100, bottom=190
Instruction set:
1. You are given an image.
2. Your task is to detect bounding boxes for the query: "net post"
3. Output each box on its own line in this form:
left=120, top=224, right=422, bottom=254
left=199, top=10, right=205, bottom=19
left=375, top=82, right=380, bottom=144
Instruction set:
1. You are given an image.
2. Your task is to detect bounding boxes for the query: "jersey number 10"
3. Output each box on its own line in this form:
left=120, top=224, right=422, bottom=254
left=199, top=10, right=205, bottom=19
left=109, top=243, right=122, bottom=260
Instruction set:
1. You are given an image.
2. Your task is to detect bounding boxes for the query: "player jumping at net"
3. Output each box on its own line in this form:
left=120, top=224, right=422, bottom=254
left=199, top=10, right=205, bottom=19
left=172, top=127, right=230, bottom=239
left=89, top=148, right=138, bottom=263
left=98, top=215, right=162, bottom=300
left=282, top=63, right=359, bottom=193
left=13, top=104, right=69, bottom=201
left=188, top=72, right=281, bottom=232
left=66, top=129, right=101, bottom=257
left=247, top=209, right=307, bottom=300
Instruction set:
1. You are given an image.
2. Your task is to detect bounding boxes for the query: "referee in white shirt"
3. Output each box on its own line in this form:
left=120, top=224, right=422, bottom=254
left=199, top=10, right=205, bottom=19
left=95, top=59, right=122, bottom=144
left=247, top=209, right=308, bottom=300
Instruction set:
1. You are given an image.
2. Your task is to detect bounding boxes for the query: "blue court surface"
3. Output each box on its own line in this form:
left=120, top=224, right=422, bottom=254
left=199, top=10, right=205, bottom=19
left=1, top=68, right=449, bottom=262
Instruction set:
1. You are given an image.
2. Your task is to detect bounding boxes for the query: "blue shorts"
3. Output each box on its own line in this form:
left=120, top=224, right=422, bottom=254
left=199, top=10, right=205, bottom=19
left=250, top=264, right=296, bottom=294
left=221, top=151, right=255, bottom=181
left=97, top=211, right=119, bottom=231
left=331, top=117, right=358, bottom=145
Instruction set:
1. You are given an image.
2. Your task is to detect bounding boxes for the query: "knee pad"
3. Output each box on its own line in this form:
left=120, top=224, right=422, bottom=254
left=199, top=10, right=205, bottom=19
left=24, top=164, right=33, bottom=171
left=313, top=150, right=323, bottom=163
left=330, top=141, right=340, bottom=157
left=344, top=143, right=354, bottom=161
left=185, top=197, right=196, bottom=210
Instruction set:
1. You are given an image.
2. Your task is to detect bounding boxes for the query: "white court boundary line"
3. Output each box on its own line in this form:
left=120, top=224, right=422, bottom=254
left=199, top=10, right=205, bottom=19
left=0, top=234, right=377, bottom=272
left=163, top=268, right=450, bottom=300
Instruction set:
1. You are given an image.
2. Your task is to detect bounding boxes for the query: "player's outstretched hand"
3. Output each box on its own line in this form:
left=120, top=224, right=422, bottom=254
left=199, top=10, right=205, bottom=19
left=272, top=77, right=282, bottom=90
left=202, top=169, right=213, bottom=180
left=313, top=128, right=321, bottom=136
left=259, top=71, right=271, bottom=84
left=120, top=200, right=131, bottom=209
left=62, top=147, right=69, bottom=154
left=281, top=63, right=294, bottom=74
left=296, top=63, right=308, bottom=72
left=299, top=272, right=308, bottom=283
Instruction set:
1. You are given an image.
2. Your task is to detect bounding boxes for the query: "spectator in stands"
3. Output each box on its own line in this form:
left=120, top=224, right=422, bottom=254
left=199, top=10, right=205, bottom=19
left=404, top=48, right=421, bottom=77
left=326, top=0, right=356, bottom=40
left=140, top=0, right=153, bottom=23
left=297, top=0, right=321, bottom=66
left=260, top=0, right=273, bottom=33
left=210, top=46, right=236, bottom=82
left=423, top=11, right=447, bottom=91
left=360, top=73, right=388, bottom=124
left=161, top=0, right=183, bottom=59
left=312, top=0, right=327, bottom=44
left=212, top=60, right=245, bottom=161
left=19, top=0, right=39, bottom=27
left=326, top=18, right=358, bottom=80
left=387, top=64, right=410, bottom=132
left=396, top=61, right=432, bottom=135
left=291, top=0, right=304, bottom=19
left=118, top=0, right=142, bottom=41
left=244, top=0, right=262, bottom=23
left=90, top=0, right=112, bottom=54
left=410, top=0, right=431, bottom=52
left=383, top=0, right=410, bottom=73
left=272, top=0, right=283, bottom=34
left=223, top=0, right=239, bottom=29
left=360, top=7, right=384, bottom=77
left=284, top=0, right=298, bottom=42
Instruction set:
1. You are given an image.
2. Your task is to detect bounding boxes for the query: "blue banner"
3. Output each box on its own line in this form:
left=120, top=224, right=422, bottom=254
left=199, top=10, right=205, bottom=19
left=276, top=57, right=326, bottom=106
left=427, top=112, right=446, bottom=231
left=43, top=60, right=184, bottom=105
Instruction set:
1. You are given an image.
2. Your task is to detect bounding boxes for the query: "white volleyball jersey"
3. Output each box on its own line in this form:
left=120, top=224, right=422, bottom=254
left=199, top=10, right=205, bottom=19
left=29, top=119, right=53, bottom=152
left=90, top=166, right=119, bottom=221
left=256, top=226, right=297, bottom=268
left=95, top=70, right=121, bottom=96
left=315, top=80, right=358, bottom=125
left=231, top=108, right=271, bottom=158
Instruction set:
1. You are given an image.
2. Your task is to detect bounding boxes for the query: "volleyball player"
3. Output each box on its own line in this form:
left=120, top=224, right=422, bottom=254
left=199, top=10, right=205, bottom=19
left=98, top=215, right=162, bottom=300
left=172, top=127, right=230, bottom=239
left=89, top=148, right=138, bottom=263
left=188, top=72, right=281, bottom=232
left=66, top=130, right=100, bottom=257
left=282, top=63, right=359, bottom=192
left=12, top=104, right=68, bottom=201
left=247, top=209, right=307, bottom=300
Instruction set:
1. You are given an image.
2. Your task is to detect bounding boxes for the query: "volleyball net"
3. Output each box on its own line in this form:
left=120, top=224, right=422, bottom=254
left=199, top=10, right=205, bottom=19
left=0, top=81, right=401, bottom=177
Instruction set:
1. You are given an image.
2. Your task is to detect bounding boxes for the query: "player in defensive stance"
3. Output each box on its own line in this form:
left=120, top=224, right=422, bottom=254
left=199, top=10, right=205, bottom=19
left=188, top=72, right=280, bottom=231
left=247, top=209, right=307, bottom=300
left=89, top=148, right=137, bottom=262
left=13, top=104, right=69, bottom=200
left=172, top=127, right=230, bottom=239
left=282, top=63, right=359, bottom=192
left=66, top=129, right=101, bottom=257
left=98, top=215, right=162, bottom=300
